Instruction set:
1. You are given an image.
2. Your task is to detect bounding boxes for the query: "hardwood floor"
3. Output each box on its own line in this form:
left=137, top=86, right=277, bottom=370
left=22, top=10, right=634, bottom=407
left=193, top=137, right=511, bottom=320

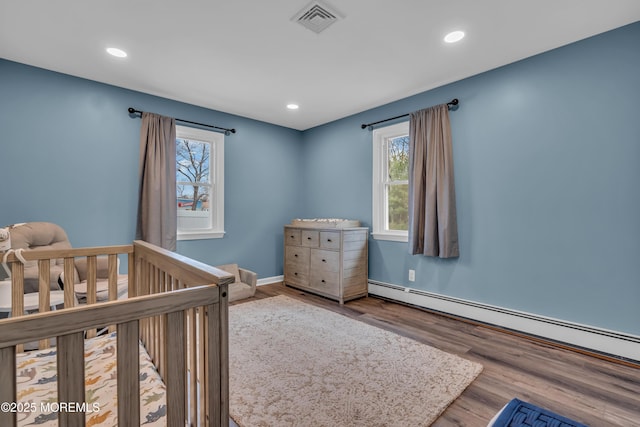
left=229, top=283, right=640, bottom=427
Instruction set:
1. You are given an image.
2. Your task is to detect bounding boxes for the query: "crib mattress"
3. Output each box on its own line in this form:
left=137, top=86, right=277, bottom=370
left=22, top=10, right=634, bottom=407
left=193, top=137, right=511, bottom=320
left=15, top=332, right=166, bottom=426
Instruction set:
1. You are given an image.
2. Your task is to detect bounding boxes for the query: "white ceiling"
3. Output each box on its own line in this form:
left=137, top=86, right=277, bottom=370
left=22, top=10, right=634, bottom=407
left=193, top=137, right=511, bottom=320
left=1, top=1, right=639, bottom=130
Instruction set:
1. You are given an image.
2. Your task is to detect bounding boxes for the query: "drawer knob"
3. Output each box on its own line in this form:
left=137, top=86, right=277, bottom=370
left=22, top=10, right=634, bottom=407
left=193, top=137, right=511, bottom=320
left=322, top=259, right=326, bottom=262
left=307, top=237, right=312, bottom=240
left=294, top=254, right=298, bottom=257
left=321, top=279, right=326, bottom=283
left=294, top=272, right=298, bottom=276
left=327, top=239, right=332, bottom=242
left=290, top=235, right=294, bottom=238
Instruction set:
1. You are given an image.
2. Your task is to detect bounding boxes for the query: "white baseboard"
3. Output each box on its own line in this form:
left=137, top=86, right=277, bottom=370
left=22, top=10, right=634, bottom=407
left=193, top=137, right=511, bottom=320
left=368, top=280, right=640, bottom=362
left=257, top=275, right=284, bottom=286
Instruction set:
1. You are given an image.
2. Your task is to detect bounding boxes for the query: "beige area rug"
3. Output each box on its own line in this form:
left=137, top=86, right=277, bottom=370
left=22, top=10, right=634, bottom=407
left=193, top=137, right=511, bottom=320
left=229, top=295, right=483, bottom=427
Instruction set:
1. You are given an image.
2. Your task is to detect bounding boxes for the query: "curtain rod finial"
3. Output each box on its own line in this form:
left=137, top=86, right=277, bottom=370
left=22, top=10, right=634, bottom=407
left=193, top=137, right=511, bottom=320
left=128, top=107, right=136, bottom=114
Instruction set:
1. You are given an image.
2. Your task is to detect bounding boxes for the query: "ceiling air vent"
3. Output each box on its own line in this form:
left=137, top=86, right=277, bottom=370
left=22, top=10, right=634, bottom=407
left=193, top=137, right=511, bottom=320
left=292, top=1, right=343, bottom=34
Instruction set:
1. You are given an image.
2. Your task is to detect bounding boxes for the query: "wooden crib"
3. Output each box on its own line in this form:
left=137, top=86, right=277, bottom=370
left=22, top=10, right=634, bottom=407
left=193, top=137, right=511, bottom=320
left=0, top=240, right=232, bottom=427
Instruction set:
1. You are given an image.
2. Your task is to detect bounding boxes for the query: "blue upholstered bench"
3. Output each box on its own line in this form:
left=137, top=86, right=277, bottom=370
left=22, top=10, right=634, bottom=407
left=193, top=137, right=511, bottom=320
left=488, top=398, right=589, bottom=427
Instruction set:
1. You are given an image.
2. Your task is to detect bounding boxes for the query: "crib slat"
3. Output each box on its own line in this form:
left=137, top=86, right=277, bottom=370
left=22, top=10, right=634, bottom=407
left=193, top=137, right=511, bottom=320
left=128, top=251, right=137, bottom=298
left=216, top=285, right=230, bottom=426
left=108, top=254, right=118, bottom=333
left=38, top=260, right=51, bottom=349
left=108, top=254, right=117, bottom=301
left=85, top=256, right=98, bottom=338
left=152, top=266, right=160, bottom=372
left=63, top=257, right=76, bottom=308
left=57, top=331, right=85, bottom=427
left=0, top=347, right=17, bottom=427
left=86, top=256, right=97, bottom=305
left=166, top=310, right=186, bottom=426
left=11, top=263, right=25, bottom=353
left=117, top=320, right=140, bottom=427
left=198, top=305, right=207, bottom=425
left=141, top=262, right=150, bottom=355
left=158, top=271, right=167, bottom=378
left=205, top=285, right=229, bottom=426
left=188, top=307, right=197, bottom=424
left=10, top=263, right=24, bottom=318
left=38, top=259, right=51, bottom=310
left=206, top=300, right=226, bottom=426
left=155, top=313, right=162, bottom=403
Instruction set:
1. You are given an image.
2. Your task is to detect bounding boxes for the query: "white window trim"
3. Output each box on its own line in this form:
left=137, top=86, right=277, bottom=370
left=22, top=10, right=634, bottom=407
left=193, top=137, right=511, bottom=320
left=176, top=125, right=225, bottom=240
left=372, top=121, right=409, bottom=242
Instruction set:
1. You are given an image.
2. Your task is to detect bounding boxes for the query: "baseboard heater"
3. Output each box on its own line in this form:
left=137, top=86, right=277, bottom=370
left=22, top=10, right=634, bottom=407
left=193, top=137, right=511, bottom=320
left=367, top=280, right=640, bottom=363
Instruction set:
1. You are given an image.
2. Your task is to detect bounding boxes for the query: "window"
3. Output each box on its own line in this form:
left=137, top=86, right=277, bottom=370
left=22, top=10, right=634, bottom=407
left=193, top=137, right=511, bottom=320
left=176, top=125, right=224, bottom=240
left=372, top=122, right=409, bottom=242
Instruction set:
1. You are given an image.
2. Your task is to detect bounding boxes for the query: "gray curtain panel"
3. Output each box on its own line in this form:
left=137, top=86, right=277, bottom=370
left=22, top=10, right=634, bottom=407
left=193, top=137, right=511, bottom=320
left=136, top=112, right=177, bottom=250
left=408, top=104, right=459, bottom=258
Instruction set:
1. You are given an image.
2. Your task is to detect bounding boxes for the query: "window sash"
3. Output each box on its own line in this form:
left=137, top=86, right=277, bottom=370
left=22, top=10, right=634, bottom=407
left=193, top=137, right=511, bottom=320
left=177, top=181, right=212, bottom=188
left=175, top=125, right=224, bottom=240
left=372, top=122, right=409, bottom=242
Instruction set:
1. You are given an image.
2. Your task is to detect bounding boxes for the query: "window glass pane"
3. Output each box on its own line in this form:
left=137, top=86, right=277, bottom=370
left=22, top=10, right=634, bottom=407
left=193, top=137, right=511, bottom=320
left=177, top=184, right=212, bottom=231
left=176, top=138, right=211, bottom=184
left=387, top=183, right=408, bottom=231
left=387, top=136, right=409, bottom=181
left=177, top=184, right=210, bottom=212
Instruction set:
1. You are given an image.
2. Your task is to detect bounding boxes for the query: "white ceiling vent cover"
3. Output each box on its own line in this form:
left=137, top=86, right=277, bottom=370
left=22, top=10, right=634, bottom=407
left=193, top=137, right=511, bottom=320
left=292, top=1, right=343, bottom=34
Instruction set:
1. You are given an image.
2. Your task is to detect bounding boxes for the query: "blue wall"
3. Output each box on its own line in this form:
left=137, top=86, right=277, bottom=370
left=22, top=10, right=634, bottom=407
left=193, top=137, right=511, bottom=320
left=302, top=22, right=640, bottom=334
left=0, top=59, right=304, bottom=276
left=1, top=21, right=639, bottom=335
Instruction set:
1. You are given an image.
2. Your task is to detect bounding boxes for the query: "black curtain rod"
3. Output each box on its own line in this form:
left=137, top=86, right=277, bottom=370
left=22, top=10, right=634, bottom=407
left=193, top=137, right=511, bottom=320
left=127, top=108, right=236, bottom=135
left=360, top=98, right=459, bottom=130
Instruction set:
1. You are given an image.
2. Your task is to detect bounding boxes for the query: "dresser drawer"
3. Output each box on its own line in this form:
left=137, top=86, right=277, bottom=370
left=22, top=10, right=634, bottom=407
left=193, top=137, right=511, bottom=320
left=319, top=231, right=340, bottom=249
left=285, top=246, right=310, bottom=268
left=310, top=249, right=340, bottom=273
left=285, top=267, right=309, bottom=286
left=301, top=230, right=319, bottom=247
left=285, top=228, right=301, bottom=245
left=310, top=272, right=339, bottom=294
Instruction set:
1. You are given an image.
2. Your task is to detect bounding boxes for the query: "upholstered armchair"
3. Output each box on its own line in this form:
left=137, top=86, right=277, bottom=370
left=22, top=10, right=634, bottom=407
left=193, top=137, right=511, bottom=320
left=215, top=263, right=257, bottom=302
left=3, top=222, right=71, bottom=293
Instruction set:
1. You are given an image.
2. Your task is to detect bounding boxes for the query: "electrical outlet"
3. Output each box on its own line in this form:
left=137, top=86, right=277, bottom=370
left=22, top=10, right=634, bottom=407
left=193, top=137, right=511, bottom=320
left=408, top=269, right=415, bottom=282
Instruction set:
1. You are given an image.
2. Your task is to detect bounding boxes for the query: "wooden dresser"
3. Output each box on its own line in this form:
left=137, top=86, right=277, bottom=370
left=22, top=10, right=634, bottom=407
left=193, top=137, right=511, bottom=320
left=283, top=225, right=368, bottom=304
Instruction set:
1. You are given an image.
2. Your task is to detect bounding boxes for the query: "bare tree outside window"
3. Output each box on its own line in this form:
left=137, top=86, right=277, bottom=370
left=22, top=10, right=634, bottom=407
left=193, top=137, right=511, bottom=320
left=177, top=138, right=211, bottom=212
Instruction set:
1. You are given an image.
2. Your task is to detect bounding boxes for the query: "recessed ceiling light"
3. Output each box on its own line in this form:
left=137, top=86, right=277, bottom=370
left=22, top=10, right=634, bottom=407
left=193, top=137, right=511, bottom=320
left=106, top=47, right=127, bottom=58
left=287, top=104, right=299, bottom=110
left=444, top=31, right=465, bottom=43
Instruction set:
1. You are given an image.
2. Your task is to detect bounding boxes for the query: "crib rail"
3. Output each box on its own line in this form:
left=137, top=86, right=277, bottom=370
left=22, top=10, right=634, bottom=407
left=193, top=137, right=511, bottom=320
left=132, top=240, right=233, bottom=426
left=3, top=244, right=134, bottom=347
left=0, top=285, right=221, bottom=426
left=0, top=240, right=232, bottom=426
left=3, top=245, right=134, bottom=310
